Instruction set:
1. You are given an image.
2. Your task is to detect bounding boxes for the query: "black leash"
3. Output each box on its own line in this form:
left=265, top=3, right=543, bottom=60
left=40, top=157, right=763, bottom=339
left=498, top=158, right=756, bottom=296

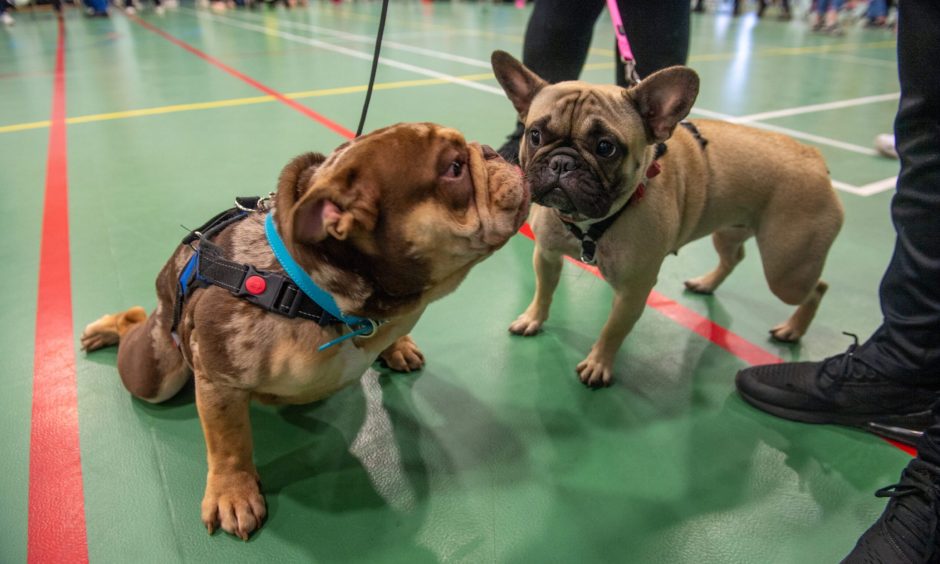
left=355, top=0, right=390, bottom=137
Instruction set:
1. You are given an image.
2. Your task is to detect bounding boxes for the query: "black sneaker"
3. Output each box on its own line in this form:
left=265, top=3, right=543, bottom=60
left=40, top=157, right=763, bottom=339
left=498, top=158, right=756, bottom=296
left=842, top=458, right=940, bottom=563
left=735, top=335, right=939, bottom=443
left=497, top=121, right=524, bottom=166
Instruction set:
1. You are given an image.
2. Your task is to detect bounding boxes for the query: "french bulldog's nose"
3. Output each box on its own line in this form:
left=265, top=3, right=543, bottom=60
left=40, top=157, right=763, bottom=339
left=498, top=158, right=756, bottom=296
left=549, top=154, right=578, bottom=174
left=481, top=144, right=500, bottom=160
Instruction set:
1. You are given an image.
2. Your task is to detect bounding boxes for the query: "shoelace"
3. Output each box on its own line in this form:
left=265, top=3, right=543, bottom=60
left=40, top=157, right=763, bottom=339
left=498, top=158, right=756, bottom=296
left=874, top=459, right=940, bottom=561
left=818, top=332, right=882, bottom=386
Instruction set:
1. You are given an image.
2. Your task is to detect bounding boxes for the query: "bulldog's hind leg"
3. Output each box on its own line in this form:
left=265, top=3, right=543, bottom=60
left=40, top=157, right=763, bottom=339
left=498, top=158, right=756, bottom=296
left=684, top=226, right=753, bottom=294
left=756, top=216, right=838, bottom=342
left=83, top=305, right=191, bottom=403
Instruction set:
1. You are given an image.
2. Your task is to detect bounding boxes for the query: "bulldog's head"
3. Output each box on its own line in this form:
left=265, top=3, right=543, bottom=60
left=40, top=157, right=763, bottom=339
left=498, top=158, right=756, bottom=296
left=274, top=122, right=530, bottom=319
left=491, top=50, right=698, bottom=221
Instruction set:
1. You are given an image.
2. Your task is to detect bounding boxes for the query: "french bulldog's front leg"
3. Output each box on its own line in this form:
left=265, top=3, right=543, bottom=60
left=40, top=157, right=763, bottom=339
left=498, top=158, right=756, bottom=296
left=577, top=281, right=653, bottom=388
left=509, top=244, right=564, bottom=336
left=195, top=373, right=266, bottom=540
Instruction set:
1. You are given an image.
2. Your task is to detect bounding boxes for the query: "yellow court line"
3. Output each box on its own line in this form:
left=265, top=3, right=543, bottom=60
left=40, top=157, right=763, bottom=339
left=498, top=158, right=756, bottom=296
left=0, top=37, right=894, bottom=136
left=583, top=39, right=895, bottom=70
left=0, top=73, right=497, bottom=135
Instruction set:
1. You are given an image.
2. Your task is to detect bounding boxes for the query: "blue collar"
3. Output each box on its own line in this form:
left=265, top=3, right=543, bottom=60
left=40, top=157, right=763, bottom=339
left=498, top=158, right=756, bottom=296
left=265, top=213, right=383, bottom=351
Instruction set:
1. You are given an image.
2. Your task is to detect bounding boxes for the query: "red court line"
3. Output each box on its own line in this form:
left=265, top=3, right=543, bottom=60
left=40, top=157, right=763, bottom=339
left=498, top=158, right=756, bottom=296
left=129, top=15, right=356, bottom=140
left=28, top=16, right=90, bottom=564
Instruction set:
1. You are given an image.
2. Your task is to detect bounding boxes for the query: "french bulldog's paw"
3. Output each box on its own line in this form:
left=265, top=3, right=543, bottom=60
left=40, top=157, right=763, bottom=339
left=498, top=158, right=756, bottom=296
left=80, top=306, right=147, bottom=351
left=683, top=275, right=717, bottom=295
left=380, top=335, right=425, bottom=372
left=201, top=471, right=267, bottom=541
left=508, top=311, right=546, bottom=336
left=575, top=354, right=614, bottom=388
left=769, top=322, right=803, bottom=343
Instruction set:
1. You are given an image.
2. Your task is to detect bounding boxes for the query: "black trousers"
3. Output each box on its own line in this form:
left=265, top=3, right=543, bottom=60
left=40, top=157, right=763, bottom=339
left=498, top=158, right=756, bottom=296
left=520, top=0, right=690, bottom=87
left=858, top=0, right=940, bottom=387
left=859, top=0, right=940, bottom=461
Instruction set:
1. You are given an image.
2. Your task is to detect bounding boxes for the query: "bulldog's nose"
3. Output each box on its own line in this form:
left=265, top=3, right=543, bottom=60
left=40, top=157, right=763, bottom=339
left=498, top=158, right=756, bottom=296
left=481, top=145, right=500, bottom=160
left=549, top=154, right=578, bottom=174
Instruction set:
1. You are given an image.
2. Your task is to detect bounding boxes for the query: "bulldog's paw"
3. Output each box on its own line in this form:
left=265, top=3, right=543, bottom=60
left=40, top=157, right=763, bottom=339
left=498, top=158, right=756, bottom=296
left=575, top=351, right=615, bottom=388
left=379, top=335, right=425, bottom=372
left=80, top=306, right=147, bottom=351
left=769, top=321, right=804, bottom=343
left=508, top=309, right=546, bottom=336
left=201, top=470, right=267, bottom=541
left=683, top=275, right=718, bottom=295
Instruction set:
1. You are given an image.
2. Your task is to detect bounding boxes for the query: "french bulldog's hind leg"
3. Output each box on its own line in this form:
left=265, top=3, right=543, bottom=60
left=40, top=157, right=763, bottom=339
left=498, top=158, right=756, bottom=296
left=770, top=280, right=828, bottom=342
left=379, top=335, right=425, bottom=372
left=80, top=306, right=147, bottom=352
left=509, top=246, right=564, bottom=336
left=684, top=226, right=753, bottom=294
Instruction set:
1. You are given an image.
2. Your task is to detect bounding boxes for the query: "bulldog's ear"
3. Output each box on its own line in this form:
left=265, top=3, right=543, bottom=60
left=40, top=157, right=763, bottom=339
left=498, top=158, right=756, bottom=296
left=491, top=50, right=547, bottom=119
left=629, top=66, right=699, bottom=144
left=292, top=196, right=356, bottom=244
left=275, top=152, right=327, bottom=212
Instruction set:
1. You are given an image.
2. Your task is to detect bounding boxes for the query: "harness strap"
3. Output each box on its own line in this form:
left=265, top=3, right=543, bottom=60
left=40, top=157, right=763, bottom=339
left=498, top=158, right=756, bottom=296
left=169, top=197, right=343, bottom=344
left=195, top=240, right=339, bottom=325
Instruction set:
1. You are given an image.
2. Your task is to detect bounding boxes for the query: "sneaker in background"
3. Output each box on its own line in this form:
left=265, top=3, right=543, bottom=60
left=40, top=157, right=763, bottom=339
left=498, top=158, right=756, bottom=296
left=1, top=11, right=13, bottom=25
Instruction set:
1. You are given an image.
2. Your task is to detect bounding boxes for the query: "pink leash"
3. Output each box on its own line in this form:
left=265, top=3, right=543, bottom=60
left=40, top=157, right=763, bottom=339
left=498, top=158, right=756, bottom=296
left=605, top=0, right=641, bottom=86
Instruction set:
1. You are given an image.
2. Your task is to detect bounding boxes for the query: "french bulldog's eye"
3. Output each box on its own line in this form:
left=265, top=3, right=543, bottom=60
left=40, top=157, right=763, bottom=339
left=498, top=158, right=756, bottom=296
left=596, top=140, right=616, bottom=158
left=444, top=160, right=464, bottom=179
left=529, top=128, right=541, bottom=147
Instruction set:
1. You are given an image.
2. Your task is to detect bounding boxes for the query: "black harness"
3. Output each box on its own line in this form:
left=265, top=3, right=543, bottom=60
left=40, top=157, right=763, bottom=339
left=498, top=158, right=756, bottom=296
left=170, top=197, right=340, bottom=342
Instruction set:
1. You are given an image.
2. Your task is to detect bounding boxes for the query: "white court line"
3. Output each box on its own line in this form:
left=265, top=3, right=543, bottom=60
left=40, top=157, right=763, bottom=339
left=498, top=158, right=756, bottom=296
left=190, top=10, right=891, bottom=195
left=691, top=107, right=879, bottom=156
left=833, top=176, right=898, bottom=196
left=732, top=92, right=900, bottom=123
left=189, top=10, right=506, bottom=96
left=208, top=8, right=494, bottom=69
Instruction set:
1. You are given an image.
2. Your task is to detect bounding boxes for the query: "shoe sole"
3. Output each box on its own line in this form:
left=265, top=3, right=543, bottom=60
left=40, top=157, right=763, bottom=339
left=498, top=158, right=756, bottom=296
left=737, top=389, right=932, bottom=446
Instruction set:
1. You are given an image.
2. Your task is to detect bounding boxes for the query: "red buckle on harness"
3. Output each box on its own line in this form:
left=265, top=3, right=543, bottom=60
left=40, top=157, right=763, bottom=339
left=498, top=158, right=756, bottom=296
left=245, top=275, right=266, bottom=295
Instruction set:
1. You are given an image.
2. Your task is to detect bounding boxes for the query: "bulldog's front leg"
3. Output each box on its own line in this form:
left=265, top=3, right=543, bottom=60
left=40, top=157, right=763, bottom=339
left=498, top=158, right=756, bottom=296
left=577, top=278, right=654, bottom=387
left=509, top=244, right=564, bottom=336
left=195, top=373, right=266, bottom=540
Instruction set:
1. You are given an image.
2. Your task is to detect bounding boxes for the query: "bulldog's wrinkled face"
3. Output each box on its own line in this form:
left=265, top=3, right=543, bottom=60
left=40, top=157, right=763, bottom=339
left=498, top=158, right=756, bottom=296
left=522, top=84, right=647, bottom=219
left=491, top=50, right=699, bottom=221
left=275, top=122, right=530, bottom=318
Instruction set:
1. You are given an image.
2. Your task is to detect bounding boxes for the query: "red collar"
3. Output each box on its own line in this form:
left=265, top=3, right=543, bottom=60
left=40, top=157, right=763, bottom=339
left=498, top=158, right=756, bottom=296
left=628, top=160, right=661, bottom=205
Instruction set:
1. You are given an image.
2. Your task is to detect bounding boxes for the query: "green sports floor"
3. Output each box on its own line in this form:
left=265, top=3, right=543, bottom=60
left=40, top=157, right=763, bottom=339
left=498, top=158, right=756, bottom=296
left=0, top=2, right=911, bottom=562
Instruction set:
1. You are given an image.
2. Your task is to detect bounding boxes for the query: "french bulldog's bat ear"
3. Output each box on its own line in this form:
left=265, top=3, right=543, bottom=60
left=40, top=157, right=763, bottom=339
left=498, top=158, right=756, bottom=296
left=629, top=66, right=700, bottom=144
left=292, top=197, right=356, bottom=244
left=491, top=50, right=547, bottom=118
